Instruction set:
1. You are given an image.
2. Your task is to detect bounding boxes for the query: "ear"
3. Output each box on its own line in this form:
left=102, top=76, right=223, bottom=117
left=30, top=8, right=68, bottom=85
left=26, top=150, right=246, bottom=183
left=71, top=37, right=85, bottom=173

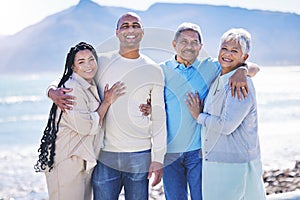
left=115, top=29, right=119, bottom=37
left=172, top=40, right=177, bottom=49
left=243, top=54, right=249, bottom=62
left=199, top=43, right=203, bottom=51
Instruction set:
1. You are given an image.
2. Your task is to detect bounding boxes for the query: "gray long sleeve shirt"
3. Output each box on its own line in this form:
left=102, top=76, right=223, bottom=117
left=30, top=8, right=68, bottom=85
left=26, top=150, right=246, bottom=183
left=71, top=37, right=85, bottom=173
left=197, top=69, right=261, bottom=163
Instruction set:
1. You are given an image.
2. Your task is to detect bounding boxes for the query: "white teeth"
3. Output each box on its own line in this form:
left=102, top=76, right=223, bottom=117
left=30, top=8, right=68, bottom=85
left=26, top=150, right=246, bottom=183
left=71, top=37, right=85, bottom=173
left=85, top=69, right=92, bottom=73
left=223, top=58, right=232, bottom=62
left=126, top=35, right=135, bottom=39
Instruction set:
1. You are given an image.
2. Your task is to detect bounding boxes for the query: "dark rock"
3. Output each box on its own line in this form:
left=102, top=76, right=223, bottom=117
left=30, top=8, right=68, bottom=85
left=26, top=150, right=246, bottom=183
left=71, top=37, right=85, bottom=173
left=264, top=160, right=300, bottom=195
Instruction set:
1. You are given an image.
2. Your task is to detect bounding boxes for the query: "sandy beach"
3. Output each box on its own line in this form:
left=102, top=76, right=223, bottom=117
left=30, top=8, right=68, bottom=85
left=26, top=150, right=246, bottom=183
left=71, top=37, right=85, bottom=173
left=0, top=145, right=299, bottom=199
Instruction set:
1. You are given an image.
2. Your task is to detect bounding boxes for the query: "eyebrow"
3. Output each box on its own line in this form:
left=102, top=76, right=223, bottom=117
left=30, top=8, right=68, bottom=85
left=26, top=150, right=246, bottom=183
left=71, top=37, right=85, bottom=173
left=76, top=55, right=94, bottom=62
left=120, top=21, right=141, bottom=26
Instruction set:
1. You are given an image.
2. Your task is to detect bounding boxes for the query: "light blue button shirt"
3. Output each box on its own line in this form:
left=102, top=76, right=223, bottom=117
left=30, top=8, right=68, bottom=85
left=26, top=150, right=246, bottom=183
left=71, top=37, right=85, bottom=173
left=161, top=56, right=220, bottom=153
left=198, top=69, right=261, bottom=163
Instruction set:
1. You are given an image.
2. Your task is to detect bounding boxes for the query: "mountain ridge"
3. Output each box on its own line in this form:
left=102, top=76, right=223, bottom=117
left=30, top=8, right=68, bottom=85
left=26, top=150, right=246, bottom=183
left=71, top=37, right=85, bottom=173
left=0, top=1, right=299, bottom=73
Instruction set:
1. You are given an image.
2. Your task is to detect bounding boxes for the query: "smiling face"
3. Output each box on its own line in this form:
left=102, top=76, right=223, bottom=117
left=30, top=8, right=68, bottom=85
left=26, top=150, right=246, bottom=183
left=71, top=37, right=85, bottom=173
left=218, top=39, right=248, bottom=74
left=116, top=14, right=144, bottom=50
left=173, top=30, right=203, bottom=66
left=73, top=49, right=97, bottom=83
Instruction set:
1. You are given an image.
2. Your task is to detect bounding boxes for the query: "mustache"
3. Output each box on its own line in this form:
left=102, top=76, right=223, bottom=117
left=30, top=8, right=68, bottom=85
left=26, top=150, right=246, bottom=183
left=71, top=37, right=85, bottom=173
left=183, top=49, right=195, bottom=54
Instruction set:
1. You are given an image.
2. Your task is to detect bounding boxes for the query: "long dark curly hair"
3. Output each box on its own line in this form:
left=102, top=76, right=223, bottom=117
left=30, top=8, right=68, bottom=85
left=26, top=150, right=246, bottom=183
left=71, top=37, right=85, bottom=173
left=34, top=42, right=98, bottom=172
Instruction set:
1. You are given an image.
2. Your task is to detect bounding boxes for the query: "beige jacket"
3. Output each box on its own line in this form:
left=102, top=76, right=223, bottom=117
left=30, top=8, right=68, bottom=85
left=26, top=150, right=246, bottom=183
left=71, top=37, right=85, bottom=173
left=53, top=73, right=103, bottom=172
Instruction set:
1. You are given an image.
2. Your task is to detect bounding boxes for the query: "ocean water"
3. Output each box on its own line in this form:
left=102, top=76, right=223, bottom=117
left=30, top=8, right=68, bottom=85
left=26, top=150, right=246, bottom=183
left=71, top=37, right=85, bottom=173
left=0, top=66, right=300, bottom=199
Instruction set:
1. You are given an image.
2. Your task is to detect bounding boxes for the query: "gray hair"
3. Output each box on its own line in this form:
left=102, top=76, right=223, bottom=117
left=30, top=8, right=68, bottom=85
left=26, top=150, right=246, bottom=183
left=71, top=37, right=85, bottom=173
left=174, top=22, right=203, bottom=44
left=220, top=28, right=251, bottom=55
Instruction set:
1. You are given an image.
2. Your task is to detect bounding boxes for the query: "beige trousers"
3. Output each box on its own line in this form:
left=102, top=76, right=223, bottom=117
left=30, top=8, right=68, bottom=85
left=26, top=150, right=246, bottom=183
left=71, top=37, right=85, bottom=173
left=45, top=156, right=92, bottom=200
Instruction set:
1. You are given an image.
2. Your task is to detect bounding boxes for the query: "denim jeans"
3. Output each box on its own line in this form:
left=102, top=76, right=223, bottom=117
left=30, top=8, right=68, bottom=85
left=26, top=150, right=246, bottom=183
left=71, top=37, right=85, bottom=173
left=92, top=150, right=151, bottom=200
left=163, top=149, right=202, bottom=200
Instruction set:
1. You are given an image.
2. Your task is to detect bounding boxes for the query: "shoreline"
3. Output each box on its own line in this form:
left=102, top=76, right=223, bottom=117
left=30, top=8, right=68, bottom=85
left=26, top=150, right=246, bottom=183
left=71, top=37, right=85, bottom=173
left=0, top=146, right=299, bottom=199
left=267, top=190, right=300, bottom=200
left=264, top=161, right=300, bottom=196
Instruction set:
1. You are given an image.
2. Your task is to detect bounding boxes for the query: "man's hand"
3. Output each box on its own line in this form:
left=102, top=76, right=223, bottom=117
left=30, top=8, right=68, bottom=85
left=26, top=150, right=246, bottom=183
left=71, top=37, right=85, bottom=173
left=148, top=161, right=163, bottom=187
left=48, top=87, right=75, bottom=112
left=139, top=98, right=151, bottom=116
left=228, top=68, right=248, bottom=100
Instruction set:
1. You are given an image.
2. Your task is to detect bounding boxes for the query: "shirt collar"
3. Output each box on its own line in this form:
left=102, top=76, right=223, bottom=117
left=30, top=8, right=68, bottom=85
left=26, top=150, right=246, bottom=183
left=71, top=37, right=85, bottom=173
left=219, top=68, right=238, bottom=85
left=170, top=55, right=200, bottom=69
left=71, top=73, right=95, bottom=90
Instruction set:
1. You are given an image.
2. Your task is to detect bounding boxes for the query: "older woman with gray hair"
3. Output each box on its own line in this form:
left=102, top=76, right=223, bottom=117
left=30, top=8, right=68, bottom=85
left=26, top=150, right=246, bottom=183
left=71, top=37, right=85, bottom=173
left=185, top=28, right=266, bottom=200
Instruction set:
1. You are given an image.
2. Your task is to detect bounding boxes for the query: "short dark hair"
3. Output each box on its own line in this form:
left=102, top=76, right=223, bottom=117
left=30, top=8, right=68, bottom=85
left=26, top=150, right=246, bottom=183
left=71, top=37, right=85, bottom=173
left=116, top=12, right=143, bottom=30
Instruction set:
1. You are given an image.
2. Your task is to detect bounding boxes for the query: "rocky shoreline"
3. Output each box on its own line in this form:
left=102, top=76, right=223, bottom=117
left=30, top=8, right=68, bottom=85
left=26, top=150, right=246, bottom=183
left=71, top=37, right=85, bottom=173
left=264, top=160, right=300, bottom=195
left=1, top=148, right=299, bottom=199
left=146, top=160, right=300, bottom=199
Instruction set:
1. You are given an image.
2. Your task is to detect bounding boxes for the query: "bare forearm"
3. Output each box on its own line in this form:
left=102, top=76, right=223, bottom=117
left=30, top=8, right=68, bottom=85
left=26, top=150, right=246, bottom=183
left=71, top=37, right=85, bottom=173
left=247, top=62, right=260, bottom=77
left=97, top=100, right=111, bottom=125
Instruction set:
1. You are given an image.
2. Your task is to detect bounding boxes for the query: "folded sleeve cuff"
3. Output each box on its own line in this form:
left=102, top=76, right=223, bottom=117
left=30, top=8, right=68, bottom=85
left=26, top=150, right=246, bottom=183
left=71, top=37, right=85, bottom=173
left=89, top=111, right=101, bottom=135
left=152, top=148, right=166, bottom=164
left=197, top=113, right=209, bottom=126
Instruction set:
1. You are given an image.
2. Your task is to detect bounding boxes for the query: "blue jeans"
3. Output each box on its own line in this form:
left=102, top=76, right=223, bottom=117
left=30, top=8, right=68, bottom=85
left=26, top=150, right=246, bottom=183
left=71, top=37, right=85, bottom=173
left=92, top=150, right=151, bottom=200
left=163, top=149, right=202, bottom=200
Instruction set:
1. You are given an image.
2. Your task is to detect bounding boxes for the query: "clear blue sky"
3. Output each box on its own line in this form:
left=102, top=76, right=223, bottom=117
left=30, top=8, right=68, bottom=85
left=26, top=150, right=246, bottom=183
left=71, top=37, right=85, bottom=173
left=0, top=0, right=299, bottom=35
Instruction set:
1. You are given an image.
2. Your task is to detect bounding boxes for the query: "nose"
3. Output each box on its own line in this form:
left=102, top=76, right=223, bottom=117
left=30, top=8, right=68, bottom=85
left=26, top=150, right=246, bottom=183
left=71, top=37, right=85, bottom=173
left=83, top=61, right=93, bottom=69
left=186, top=43, right=193, bottom=48
left=185, top=43, right=195, bottom=50
left=128, top=25, right=136, bottom=32
left=223, top=49, right=231, bottom=56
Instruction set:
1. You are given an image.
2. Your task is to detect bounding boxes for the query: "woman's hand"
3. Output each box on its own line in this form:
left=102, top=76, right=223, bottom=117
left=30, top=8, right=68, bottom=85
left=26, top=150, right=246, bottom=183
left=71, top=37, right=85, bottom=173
left=185, top=91, right=204, bottom=120
left=103, top=81, right=126, bottom=105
